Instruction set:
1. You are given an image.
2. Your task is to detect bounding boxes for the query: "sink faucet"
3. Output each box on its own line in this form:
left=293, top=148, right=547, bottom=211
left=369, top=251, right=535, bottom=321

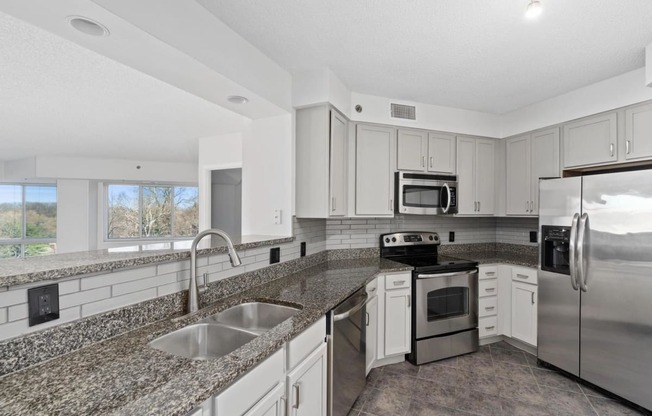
left=188, top=229, right=242, bottom=314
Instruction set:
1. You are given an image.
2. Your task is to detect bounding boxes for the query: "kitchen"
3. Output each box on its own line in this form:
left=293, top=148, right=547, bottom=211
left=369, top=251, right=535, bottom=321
left=1, top=1, right=652, bottom=415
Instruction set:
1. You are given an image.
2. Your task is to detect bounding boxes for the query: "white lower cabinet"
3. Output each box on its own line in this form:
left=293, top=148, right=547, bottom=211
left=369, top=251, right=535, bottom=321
left=286, top=343, right=327, bottom=416
left=365, top=291, right=378, bottom=375
left=245, top=382, right=286, bottom=416
left=511, top=281, right=538, bottom=347
left=379, top=272, right=411, bottom=358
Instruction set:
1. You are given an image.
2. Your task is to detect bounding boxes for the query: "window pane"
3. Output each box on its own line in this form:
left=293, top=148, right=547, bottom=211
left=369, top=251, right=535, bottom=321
left=107, top=185, right=139, bottom=238
left=142, top=186, right=172, bottom=237
left=0, top=185, right=22, bottom=239
left=0, top=244, right=21, bottom=259
left=25, top=243, right=56, bottom=257
left=25, top=186, right=57, bottom=238
left=174, top=187, right=199, bottom=237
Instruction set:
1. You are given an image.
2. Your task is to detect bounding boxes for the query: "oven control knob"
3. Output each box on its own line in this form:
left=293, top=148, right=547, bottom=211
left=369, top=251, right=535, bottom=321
left=384, top=238, right=390, bottom=243
left=429, top=235, right=434, bottom=241
left=391, top=237, right=397, bottom=243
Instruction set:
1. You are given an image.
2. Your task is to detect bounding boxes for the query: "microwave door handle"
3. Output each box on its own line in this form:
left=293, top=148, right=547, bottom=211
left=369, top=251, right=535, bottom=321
left=442, top=183, right=451, bottom=213
left=569, top=213, right=580, bottom=291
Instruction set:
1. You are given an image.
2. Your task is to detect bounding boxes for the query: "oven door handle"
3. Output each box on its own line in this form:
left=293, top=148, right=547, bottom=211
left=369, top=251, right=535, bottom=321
left=442, top=183, right=451, bottom=214
left=417, top=268, right=478, bottom=279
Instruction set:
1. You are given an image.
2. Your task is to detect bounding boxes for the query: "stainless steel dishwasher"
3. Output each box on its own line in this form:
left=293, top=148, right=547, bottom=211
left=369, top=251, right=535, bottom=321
left=327, top=287, right=369, bottom=416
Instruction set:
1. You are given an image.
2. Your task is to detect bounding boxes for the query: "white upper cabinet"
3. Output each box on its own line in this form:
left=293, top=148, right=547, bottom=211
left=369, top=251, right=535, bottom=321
left=397, top=129, right=456, bottom=174
left=428, top=133, right=456, bottom=174
left=296, top=105, right=348, bottom=218
left=505, top=128, right=559, bottom=216
left=397, top=129, right=428, bottom=171
left=355, top=124, right=396, bottom=216
left=457, top=137, right=495, bottom=215
left=563, top=112, right=618, bottom=168
left=625, top=101, right=652, bottom=161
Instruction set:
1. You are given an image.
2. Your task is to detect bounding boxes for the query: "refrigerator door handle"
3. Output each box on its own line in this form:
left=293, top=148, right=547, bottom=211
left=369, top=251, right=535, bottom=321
left=569, top=213, right=580, bottom=291
left=577, top=213, right=589, bottom=292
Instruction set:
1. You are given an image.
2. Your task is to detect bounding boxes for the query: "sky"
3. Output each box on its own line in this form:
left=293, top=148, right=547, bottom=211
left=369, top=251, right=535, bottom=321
left=0, top=185, right=57, bottom=204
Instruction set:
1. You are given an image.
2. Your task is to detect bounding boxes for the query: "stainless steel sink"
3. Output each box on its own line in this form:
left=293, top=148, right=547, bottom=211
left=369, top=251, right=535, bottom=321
left=207, top=302, right=300, bottom=334
left=149, top=323, right=258, bottom=360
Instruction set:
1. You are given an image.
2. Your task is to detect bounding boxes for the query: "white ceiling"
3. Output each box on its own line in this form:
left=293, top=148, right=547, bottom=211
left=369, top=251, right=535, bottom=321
left=203, top=0, right=652, bottom=114
left=0, top=11, right=247, bottom=163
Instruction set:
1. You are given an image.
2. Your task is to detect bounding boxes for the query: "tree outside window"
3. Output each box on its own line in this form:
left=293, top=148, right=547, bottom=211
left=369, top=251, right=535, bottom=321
left=107, top=184, right=198, bottom=240
left=0, top=184, right=57, bottom=259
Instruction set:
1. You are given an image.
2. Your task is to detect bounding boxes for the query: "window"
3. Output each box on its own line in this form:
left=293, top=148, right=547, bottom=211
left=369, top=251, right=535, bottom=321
left=106, top=184, right=198, bottom=240
left=0, top=184, right=57, bottom=259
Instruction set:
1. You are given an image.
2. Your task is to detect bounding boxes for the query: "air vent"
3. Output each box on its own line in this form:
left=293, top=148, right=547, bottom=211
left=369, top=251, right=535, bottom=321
left=390, top=103, right=416, bottom=120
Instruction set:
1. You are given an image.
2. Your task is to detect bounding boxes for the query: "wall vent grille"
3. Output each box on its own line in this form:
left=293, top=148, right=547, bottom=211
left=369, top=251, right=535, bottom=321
left=390, top=103, right=416, bottom=120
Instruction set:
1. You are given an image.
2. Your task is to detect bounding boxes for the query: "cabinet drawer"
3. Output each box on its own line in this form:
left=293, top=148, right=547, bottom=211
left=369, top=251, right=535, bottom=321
left=478, top=266, right=498, bottom=280
left=479, top=316, right=498, bottom=338
left=479, top=297, right=498, bottom=317
left=479, top=279, right=498, bottom=297
left=366, top=277, right=379, bottom=296
left=286, top=316, right=326, bottom=371
left=511, top=267, right=537, bottom=285
left=385, top=273, right=411, bottom=290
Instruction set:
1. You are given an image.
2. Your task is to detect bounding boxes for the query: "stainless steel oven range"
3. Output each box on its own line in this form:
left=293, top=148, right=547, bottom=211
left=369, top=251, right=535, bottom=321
left=380, top=232, right=479, bottom=365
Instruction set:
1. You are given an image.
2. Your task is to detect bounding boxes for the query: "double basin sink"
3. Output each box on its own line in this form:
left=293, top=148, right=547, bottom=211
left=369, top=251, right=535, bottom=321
left=150, top=302, right=300, bottom=360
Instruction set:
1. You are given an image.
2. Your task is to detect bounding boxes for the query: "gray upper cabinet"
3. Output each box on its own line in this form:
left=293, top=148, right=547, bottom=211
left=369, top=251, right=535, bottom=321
left=456, top=136, right=495, bottom=215
left=355, top=124, right=396, bottom=216
left=506, top=128, right=559, bottom=216
left=295, top=105, right=348, bottom=218
left=625, top=101, right=652, bottom=161
left=397, top=129, right=456, bottom=174
left=427, top=133, right=456, bottom=174
left=397, top=129, right=428, bottom=171
left=563, top=112, right=618, bottom=168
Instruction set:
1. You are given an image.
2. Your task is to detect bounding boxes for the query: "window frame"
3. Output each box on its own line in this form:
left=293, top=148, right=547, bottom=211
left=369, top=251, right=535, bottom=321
left=103, top=182, right=199, bottom=242
left=0, top=183, right=57, bottom=258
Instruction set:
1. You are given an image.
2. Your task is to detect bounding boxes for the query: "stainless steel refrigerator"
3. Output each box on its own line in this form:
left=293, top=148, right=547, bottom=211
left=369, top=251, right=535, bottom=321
left=538, top=170, right=652, bottom=411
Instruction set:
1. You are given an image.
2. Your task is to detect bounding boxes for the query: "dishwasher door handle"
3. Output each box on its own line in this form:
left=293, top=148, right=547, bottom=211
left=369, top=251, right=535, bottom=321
left=333, top=294, right=369, bottom=321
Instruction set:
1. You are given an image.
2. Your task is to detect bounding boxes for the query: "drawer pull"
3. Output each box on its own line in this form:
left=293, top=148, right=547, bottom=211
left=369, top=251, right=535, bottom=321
left=485, top=326, right=495, bottom=330
left=516, top=274, right=529, bottom=279
left=393, top=280, right=406, bottom=286
left=485, top=288, right=496, bottom=292
left=484, top=271, right=496, bottom=276
left=485, top=306, right=495, bottom=311
left=368, top=287, right=377, bottom=293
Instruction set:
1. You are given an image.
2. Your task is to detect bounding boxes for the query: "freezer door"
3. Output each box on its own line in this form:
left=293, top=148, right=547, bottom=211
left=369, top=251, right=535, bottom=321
left=537, top=177, right=582, bottom=375
left=580, top=169, right=652, bottom=411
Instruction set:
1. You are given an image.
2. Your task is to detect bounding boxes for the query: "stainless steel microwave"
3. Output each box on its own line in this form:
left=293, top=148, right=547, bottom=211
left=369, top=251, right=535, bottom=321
left=395, top=172, right=458, bottom=215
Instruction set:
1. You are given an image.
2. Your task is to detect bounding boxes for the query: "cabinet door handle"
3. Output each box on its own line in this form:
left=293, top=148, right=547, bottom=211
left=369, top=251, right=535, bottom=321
left=474, top=201, right=477, bottom=212
left=280, top=396, right=286, bottom=416
left=485, top=287, right=496, bottom=293
left=429, top=156, right=433, bottom=168
left=626, top=140, right=631, bottom=154
left=421, top=156, right=426, bottom=167
left=485, top=306, right=495, bottom=311
left=531, top=292, right=535, bottom=305
left=531, top=201, right=535, bottom=213
left=293, top=383, right=300, bottom=409
left=407, top=295, right=411, bottom=308
left=389, top=199, right=393, bottom=212
left=366, top=311, right=370, bottom=326
left=516, top=273, right=529, bottom=280
left=478, top=201, right=481, bottom=212
left=485, top=326, right=495, bottom=330
left=609, top=143, right=615, bottom=157
left=332, top=197, right=336, bottom=211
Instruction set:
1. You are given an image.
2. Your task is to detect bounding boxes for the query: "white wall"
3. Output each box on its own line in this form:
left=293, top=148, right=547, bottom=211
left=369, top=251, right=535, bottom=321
left=646, top=44, right=652, bottom=87
left=292, top=68, right=352, bottom=116
left=56, top=179, right=97, bottom=253
left=501, top=67, right=652, bottom=137
left=242, top=114, right=293, bottom=236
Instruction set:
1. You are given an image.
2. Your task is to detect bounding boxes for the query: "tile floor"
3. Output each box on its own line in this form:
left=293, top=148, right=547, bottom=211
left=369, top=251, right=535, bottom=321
left=348, top=341, right=650, bottom=416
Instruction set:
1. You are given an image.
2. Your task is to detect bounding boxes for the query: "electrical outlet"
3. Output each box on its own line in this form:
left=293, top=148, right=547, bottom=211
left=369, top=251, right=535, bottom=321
left=270, top=247, right=280, bottom=264
left=449, top=231, right=455, bottom=242
left=300, top=242, right=306, bottom=257
left=530, top=231, right=538, bottom=243
left=28, top=284, right=60, bottom=327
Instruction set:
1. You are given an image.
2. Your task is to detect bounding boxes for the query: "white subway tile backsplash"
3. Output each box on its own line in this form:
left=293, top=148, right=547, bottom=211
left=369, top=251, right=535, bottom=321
left=157, top=260, right=190, bottom=275
left=81, top=288, right=157, bottom=317
left=7, top=304, right=28, bottom=322
left=60, top=287, right=112, bottom=309
left=58, top=279, right=80, bottom=295
left=157, top=280, right=189, bottom=297
left=0, top=308, right=6, bottom=324
left=112, top=272, right=178, bottom=297
left=0, top=289, right=26, bottom=308
left=81, top=266, right=158, bottom=291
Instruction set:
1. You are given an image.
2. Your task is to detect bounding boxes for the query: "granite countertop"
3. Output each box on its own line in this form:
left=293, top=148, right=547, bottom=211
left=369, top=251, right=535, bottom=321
left=445, top=250, right=539, bottom=268
left=0, top=257, right=411, bottom=416
left=0, top=235, right=294, bottom=288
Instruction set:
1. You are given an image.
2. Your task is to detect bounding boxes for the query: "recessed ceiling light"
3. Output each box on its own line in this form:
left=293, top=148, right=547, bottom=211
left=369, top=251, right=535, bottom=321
left=67, top=16, right=110, bottom=37
left=525, top=0, right=543, bottom=19
left=227, top=95, right=249, bottom=105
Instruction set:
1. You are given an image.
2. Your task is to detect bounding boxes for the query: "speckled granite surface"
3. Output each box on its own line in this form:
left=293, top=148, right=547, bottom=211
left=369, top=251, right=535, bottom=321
left=0, top=235, right=293, bottom=288
left=0, top=257, right=411, bottom=416
left=439, top=243, right=539, bottom=268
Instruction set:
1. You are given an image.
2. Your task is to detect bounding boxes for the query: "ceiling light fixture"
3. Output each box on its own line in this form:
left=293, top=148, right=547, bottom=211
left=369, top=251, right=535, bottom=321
left=227, top=95, right=249, bottom=105
left=67, top=16, right=110, bottom=37
left=525, top=0, right=543, bottom=19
